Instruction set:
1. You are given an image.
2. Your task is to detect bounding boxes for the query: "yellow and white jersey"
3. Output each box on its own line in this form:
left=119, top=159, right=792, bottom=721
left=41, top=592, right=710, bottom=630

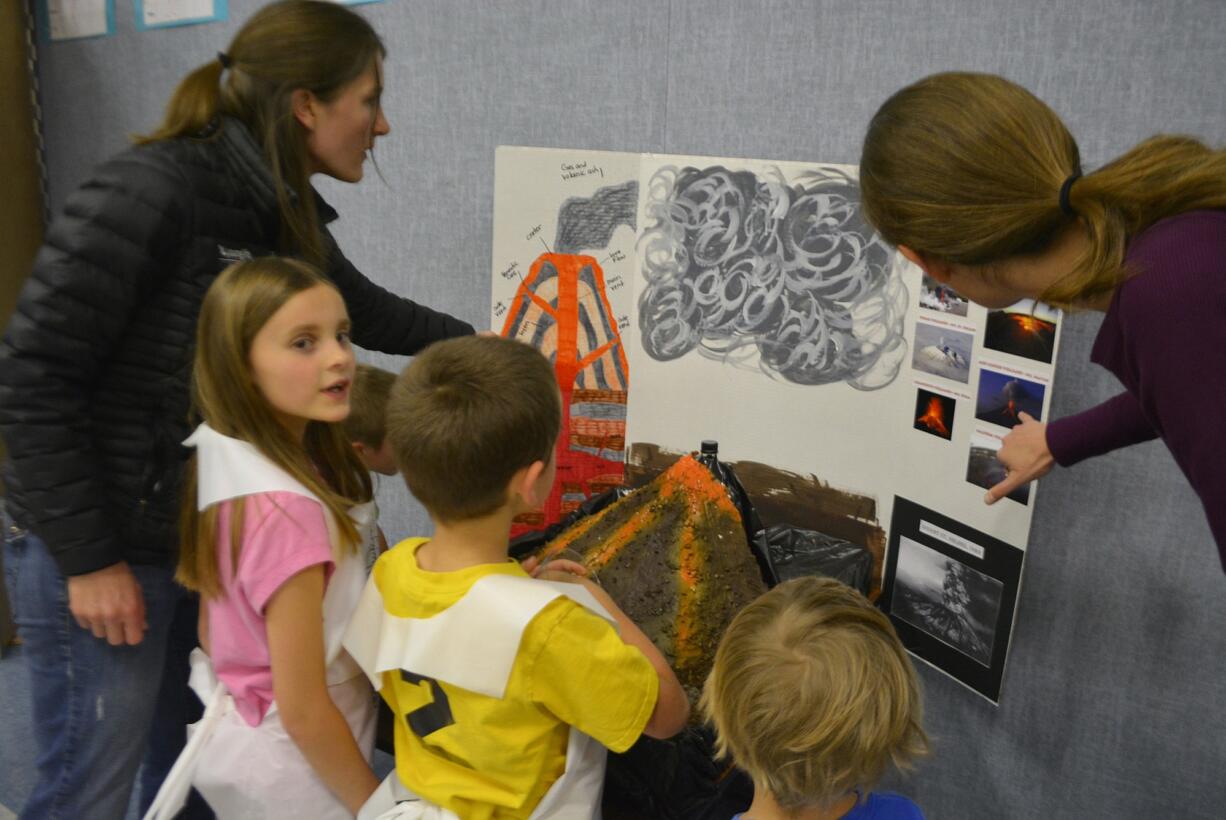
left=345, top=537, right=658, bottom=819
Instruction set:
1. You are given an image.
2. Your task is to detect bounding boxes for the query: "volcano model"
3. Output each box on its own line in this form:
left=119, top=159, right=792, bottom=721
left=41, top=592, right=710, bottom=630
left=533, top=454, right=769, bottom=706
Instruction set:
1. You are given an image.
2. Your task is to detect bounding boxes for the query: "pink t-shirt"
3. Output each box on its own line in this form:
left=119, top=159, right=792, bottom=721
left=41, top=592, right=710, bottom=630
left=208, top=491, right=335, bottom=726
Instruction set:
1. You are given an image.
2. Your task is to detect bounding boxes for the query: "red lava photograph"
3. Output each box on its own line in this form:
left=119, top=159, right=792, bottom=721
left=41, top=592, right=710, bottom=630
left=913, top=388, right=956, bottom=441
left=983, top=300, right=1058, bottom=364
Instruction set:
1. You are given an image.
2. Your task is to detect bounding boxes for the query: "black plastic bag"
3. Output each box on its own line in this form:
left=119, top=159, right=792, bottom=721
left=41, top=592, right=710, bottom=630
left=764, top=524, right=873, bottom=596
left=603, top=725, right=752, bottom=820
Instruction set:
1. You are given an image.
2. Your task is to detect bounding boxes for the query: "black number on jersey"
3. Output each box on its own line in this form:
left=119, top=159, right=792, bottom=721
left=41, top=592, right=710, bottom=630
left=399, top=670, right=455, bottom=738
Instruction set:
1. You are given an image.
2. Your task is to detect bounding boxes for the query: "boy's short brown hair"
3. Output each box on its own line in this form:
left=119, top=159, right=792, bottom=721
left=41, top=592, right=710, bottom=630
left=701, top=577, right=928, bottom=810
left=343, top=364, right=396, bottom=448
left=386, top=335, right=560, bottom=523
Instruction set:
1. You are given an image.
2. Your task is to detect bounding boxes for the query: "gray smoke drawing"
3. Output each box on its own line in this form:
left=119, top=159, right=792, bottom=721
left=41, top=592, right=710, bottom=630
left=636, top=165, right=907, bottom=390
left=555, top=181, right=638, bottom=254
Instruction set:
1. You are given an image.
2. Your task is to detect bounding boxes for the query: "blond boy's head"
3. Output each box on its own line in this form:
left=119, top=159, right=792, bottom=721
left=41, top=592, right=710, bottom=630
left=385, top=335, right=560, bottom=524
left=701, top=576, right=928, bottom=810
left=344, top=364, right=398, bottom=475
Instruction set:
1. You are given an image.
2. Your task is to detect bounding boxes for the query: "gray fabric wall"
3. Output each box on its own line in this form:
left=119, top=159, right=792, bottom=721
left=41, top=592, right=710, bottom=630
left=33, top=1, right=1226, bottom=817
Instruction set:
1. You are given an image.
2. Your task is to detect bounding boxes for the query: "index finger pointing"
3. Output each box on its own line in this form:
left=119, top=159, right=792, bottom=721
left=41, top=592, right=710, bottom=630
left=984, top=473, right=1024, bottom=505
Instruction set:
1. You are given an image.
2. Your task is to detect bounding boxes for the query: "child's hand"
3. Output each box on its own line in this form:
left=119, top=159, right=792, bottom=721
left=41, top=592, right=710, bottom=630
left=521, top=554, right=589, bottom=581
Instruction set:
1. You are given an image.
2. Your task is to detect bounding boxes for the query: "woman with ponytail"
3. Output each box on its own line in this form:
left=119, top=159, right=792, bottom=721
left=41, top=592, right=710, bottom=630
left=860, top=71, right=1226, bottom=565
left=0, top=2, right=472, bottom=818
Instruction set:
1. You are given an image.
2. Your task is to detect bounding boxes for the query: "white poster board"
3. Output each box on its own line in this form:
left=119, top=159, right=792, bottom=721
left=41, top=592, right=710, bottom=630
left=492, top=146, right=1064, bottom=702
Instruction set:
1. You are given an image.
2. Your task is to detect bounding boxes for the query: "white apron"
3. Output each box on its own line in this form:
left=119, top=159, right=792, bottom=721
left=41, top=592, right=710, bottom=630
left=143, top=423, right=376, bottom=820
left=350, top=499, right=382, bottom=575
left=344, top=573, right=617, bottom=820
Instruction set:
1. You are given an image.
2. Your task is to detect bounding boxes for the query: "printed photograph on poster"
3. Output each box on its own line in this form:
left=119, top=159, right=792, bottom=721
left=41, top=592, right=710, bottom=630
left=983, top=300, right=1059, bottom=364
left=966, top=429, right=1029, bottom=505
left=913, top=388, right=956, bottom=441
left=881, top=496, right=1024, bottom=703
left=974, top=368, right=1046, bottom=430
left=891, top=535, right=1002, bottom=666
left=912, top=322, right=972, bottom=384
left=918, top=273, right=969, bottom=317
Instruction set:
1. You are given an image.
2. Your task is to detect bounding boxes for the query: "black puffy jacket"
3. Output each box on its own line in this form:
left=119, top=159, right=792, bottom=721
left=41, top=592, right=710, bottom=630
left=0, top=118, right=473, bottom=576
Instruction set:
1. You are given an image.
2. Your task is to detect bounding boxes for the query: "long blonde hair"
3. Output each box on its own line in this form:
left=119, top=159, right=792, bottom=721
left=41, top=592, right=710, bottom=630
left=177, top=257, right=372, bottom=598
left=138, top=0, right=385, bottom=267
left=860, top=72, right=1226, bottom=307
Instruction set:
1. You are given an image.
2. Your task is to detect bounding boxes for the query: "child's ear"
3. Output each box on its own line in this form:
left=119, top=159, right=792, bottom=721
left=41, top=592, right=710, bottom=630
left=899, top=245, right=955, bottom=283
left=510, top=460, right=549, bottom=510
left=351, top=440, right=371, bottom=468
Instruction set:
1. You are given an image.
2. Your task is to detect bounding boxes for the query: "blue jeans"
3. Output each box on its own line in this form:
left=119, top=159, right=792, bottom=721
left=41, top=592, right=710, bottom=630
left=3, top=521, right=210, bottom=819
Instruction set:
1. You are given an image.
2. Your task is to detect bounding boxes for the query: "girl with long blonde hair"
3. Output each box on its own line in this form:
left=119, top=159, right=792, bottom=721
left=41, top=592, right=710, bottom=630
left=860, top=71, right=1226, bottom=566
left=146, top=257, right=378, bottom=819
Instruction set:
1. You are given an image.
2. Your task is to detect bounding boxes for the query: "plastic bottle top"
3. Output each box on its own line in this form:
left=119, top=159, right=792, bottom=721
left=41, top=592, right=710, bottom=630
left=700, top=440, right=718, bottom=455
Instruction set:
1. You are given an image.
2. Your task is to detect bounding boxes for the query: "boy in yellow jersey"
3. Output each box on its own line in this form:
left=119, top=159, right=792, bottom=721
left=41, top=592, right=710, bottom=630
left=344, top=335, right=689, bottom=819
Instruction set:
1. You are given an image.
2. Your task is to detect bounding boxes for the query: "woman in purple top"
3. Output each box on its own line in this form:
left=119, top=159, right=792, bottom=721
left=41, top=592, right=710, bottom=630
left=859, top=72, right=1226, bottom=567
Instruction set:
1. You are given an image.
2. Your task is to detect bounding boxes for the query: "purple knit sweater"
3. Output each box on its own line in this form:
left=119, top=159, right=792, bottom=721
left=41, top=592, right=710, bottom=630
left=1046, top=210, right=1226, bottom=568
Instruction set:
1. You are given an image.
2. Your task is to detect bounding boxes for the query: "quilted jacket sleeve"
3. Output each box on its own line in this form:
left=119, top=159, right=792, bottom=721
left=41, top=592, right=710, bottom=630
left=0, top=147, right=191, bottom=575
left=323, top=227, right=475, bottom=354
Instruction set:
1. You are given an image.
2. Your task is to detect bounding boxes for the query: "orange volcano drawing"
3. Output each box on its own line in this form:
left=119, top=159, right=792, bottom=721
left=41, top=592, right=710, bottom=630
left=502, top=253, right=629, bottom=535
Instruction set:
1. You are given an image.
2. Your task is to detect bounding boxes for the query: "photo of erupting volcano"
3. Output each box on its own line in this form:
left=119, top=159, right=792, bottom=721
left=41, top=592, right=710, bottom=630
left=882, top=497, right=1023, bottom=703
left=913, top=388, right=956, bottom=440
left=891, top=536, right=1003, bottom=667
left=911, top=322, right=973, bottom=384
left=966, top=430, right=1030, bottom=505
left=974, top=369, right=1046, bottom=430
left=919, top=273, right=969, bottom=317
left=983, top=300, right=1059, bottom=364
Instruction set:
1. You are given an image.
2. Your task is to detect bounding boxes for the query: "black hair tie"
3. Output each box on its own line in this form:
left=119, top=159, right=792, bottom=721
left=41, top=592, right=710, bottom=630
left=217, top=51, right=232, bottom=70
left=1059, top=172, right=1082, bottom=217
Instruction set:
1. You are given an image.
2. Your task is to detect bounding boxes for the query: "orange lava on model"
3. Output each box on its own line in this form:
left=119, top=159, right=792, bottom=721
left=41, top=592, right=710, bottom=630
left=533, top=454, right=765, bottom=709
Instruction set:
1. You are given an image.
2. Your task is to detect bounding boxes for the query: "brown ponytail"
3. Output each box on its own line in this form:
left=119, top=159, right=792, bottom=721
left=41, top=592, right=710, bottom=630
left=140, top=60, right=226, bottom=142
left=136, top=0, right=386, bottom=267
left=861, top=72, right=1226, bottom=308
